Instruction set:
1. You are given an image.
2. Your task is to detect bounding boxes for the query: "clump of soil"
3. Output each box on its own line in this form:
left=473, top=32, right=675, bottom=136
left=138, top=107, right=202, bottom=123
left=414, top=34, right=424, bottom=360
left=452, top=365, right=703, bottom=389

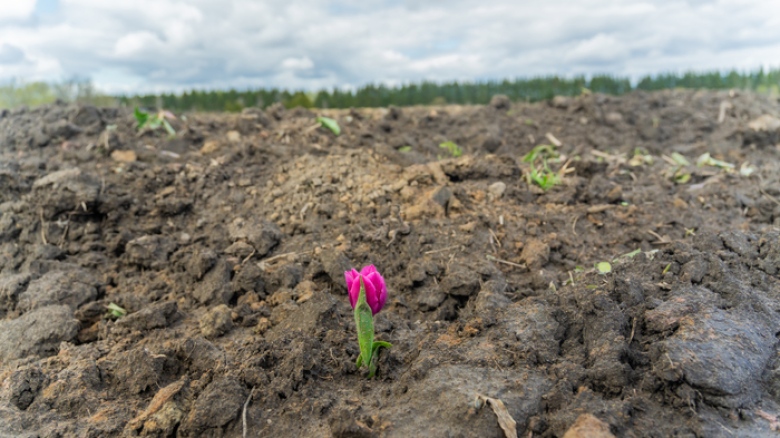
left=1, top=90, right=780, bottom=437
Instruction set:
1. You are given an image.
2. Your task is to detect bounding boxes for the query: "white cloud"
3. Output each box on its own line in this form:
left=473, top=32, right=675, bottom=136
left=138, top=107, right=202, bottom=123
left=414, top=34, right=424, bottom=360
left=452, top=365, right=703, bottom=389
left=0, top=0, right=36, bottom=20
left=0, top=0, right=779, bottom=92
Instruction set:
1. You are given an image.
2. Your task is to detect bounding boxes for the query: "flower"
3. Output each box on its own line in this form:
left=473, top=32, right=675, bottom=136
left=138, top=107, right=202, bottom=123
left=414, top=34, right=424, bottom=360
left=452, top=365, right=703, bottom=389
left=345, top=265, right=387, bottom=315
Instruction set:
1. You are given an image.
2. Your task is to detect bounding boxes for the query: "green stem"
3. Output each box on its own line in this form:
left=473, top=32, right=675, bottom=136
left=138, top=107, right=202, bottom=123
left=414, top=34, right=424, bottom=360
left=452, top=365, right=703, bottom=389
left=353, top=277, right=392, bottom=378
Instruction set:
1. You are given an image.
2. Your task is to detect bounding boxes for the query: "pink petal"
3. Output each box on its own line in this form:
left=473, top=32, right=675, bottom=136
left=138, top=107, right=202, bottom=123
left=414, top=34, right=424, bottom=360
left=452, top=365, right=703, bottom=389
left=345, top=268, right=358, bottom=288
left=348, top=277, right=361, bottom=309
left=363, top=274, right=379, bottom=314
left=376, top=280, right=387, bottom=312
left=360, top=265, right=378, bottom=276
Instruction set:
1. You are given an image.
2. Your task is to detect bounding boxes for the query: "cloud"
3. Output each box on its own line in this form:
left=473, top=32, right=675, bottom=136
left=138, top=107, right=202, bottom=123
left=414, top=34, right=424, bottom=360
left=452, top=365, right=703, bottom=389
left=0, top=44, right=26, bottom=64
left=0, top=0, right=779, bottom=92
left=281, top=57, right=314, bottom=71
left=0, top=0, right=36, bottom=21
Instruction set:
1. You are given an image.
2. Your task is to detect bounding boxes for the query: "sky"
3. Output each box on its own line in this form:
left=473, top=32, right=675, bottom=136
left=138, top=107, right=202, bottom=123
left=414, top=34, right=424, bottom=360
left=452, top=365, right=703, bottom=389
left=1, top=0, right=779, bottom=94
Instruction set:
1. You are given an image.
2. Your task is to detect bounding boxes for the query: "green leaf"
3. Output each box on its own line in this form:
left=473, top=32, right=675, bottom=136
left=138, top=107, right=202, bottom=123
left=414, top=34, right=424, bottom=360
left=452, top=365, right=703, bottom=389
left=162, top=119, right=176, bottom=137
left=134, top=107, right=149, bottom=129
left=398, top=146, right=412, bottom=152
left=317, top=116, right=341, bottom=136
left=674, top=172, right=691, bottom=184
left=107, top=302, right=127, bottom=318
left=616, top=248, right=642, bottom=261
left=522, top=144, right=557, bottom=163
left=670, top=152, right=690, bottom=166
left=596, top=261, right=612, bottom=274
left=696, top=152, right=734, bottom=169
left=439, top=141, right=462, bottom=158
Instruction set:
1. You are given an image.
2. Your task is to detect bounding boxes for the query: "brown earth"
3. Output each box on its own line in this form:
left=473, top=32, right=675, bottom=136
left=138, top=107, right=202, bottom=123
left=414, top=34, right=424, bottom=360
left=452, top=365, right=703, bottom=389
left=1, top=89, right=780, bottom=437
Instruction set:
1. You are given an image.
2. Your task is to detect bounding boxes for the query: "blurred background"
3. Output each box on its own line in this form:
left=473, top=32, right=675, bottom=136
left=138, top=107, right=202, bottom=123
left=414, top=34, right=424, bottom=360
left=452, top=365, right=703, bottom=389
left=1, top=0, right=779, bottom=110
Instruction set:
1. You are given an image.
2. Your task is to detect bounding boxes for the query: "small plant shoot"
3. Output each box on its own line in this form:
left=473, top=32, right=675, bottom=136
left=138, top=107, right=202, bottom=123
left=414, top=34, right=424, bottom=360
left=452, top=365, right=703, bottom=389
left=316, top=116, right=341, bottom=136
left=134, top=107, right=177, bottom=137
left=522, top=144, right=564, bottom=190
left=439, top=141, right=462, bottom=158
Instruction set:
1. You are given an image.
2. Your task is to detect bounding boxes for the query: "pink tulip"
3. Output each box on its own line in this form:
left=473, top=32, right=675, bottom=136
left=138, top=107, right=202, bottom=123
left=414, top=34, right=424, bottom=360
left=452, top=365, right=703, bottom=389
left=345, top=265, right=387, bottom=315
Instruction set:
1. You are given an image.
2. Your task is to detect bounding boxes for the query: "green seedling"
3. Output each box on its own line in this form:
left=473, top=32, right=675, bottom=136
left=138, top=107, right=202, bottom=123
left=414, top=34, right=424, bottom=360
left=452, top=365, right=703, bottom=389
left=628, top=148, right=653, bottom=167
left=107, top=302, right=127, bottom=318
left=439, top=141, right=462, bottom=158
left=663, top=152, right=691, bottom=184
left=527, top=163, right=561, bottom=190
left=613, top=248, right=641, bottom=263
left=696, top=152, right=734, bottom=170
left=522, top=144, right=558, bottom=163
left=134, top=107, right=176, bottom=137
left=522, top=144, right=563, bottom=191
left=596, top=261, right=612, bottom=275
left=670, top=152, right=689, bottom=166
left=316, top=116, right=341, bottom=136
left=662, top=263, right=672, bottom=275
left=398, top=146, right=412, bottom=153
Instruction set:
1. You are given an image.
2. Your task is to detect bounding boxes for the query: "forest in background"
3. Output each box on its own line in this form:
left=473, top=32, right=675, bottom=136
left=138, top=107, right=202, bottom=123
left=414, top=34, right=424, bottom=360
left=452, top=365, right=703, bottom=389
left=2, top=69, right=779, bottom=112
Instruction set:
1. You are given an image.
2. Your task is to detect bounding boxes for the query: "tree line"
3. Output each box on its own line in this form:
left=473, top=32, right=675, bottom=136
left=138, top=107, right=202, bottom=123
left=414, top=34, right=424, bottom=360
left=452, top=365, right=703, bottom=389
left=3, top=69, right=779, bottom=111
left=117, top=68, right=780, bottom=112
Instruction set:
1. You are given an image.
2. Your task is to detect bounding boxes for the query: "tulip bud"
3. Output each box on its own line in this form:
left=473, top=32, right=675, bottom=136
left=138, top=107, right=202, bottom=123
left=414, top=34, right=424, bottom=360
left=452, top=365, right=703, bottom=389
left=345, top=264, right=391, bottom=378
left=345, top=265, right=388, bottom=316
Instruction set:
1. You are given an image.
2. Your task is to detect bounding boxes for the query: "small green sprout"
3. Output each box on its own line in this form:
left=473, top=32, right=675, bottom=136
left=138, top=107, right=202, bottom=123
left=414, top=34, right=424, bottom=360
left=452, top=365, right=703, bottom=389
left=439, top=141, right=462, bottom=158
left=398, top=146, right=412, bottom=153
left=613, top=248, right=641, bottom=262
left=596, top=261, right=612, bottom=275
left=316, top=116, right=341, bottom=136
left=134, top=107, right=176, bottom=137
left=522, top=145, right=563, bottom=191
left=628, top=148, right=653, bottom=167
left=670, top=152, right=690, bottom=166
left=527, top=163, right=561, bottom=190
left=662, top=263, right=672, bottom=275
left=663, top=152, right=691, bottom=184
left=696, top=153, right=734, bottom=170
left=107, top=302, right=127, bottom=318
left=522, top=144, right=558, bottom=163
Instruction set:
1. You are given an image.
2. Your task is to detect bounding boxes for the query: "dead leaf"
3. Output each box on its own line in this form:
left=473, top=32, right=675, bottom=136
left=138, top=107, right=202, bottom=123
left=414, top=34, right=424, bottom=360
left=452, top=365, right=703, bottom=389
left=474, top=394, right=517, bottom=438
left=126, top=379, right=186, bottom=430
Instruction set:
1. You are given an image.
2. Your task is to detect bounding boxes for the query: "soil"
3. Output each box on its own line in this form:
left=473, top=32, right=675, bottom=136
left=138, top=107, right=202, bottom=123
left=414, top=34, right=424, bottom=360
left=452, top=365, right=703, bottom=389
left=1, top=89, right=780, bottom=437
